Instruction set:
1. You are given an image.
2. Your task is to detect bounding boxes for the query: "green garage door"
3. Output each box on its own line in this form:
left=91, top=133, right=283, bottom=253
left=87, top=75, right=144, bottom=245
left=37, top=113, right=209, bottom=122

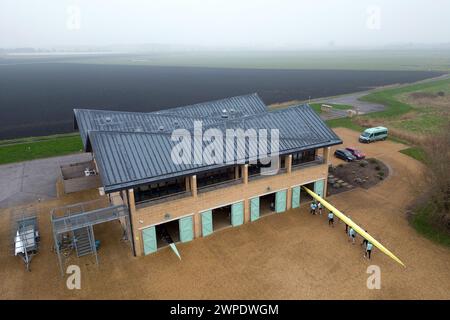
left=292, top=186, right=300, bottom=209
left=314, top=179, right=325, bottom=197
left=201, top=210, right=213, bottom=237
left=142, top=226, right=157, bottom=255
left=250, top=197, right=260, bottom=221
left=179, top=216, right=194, bottom=243
left=231, top=201, right=244, bottom=226
left=275, top=190, right=287, bottom=213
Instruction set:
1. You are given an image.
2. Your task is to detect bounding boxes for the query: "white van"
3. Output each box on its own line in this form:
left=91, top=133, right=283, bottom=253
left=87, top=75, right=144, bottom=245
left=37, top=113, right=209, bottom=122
left=359, top=127, right=388, bottom=143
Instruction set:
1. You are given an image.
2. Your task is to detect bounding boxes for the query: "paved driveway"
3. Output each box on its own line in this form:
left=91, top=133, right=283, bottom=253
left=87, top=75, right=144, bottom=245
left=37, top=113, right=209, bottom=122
left=319, top=91, right=385, bottom=114
left=317, top=74, right=450, bottom=116
left=0, top=153, right=92, bottom=208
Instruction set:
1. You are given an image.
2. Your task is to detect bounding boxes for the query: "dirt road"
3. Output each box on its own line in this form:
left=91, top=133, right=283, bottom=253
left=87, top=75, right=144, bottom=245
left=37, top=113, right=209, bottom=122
left=0, top=128, right=449, bottom=299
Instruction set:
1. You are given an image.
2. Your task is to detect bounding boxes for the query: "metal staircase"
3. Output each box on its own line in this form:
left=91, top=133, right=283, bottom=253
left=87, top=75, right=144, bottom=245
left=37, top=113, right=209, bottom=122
left=73, top=227, right=94, bottom=257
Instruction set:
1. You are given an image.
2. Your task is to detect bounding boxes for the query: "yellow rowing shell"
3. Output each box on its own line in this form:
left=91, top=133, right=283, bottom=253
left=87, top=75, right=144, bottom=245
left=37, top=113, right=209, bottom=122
left=303, top=187, right=405, bottom=267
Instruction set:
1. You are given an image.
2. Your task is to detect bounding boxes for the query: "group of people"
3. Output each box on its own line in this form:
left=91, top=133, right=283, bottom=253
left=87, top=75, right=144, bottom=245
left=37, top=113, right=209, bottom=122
left=309, top=200, right=374, bottom=260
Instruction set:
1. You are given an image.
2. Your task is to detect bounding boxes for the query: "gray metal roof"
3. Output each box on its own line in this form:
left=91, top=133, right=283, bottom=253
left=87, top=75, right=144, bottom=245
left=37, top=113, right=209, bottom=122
left=155, top=92, right=267, bottom=118
left=74, top=93, right=267, bottom=150
left=87, top=104, right=342, bottom=192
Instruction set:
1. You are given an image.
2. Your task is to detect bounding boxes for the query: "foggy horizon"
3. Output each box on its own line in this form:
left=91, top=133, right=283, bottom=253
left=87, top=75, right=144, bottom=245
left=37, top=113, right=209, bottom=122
left=1, top=0, right=449, bottom=50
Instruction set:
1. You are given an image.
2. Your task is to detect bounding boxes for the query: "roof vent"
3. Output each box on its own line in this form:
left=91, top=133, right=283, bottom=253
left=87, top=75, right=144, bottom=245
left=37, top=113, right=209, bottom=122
left=221, top=109, right=228, bottom=118
left=105, top=116, right=112, bottom=123
left=134, top=127, right=143, bottom=132
left=173, top=120, right=179, bottom=128
left=158, top=125, right=165, bottom=131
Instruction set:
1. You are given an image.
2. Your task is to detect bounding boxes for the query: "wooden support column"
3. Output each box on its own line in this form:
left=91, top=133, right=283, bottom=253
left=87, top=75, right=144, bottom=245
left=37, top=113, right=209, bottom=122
left=185, top=176, right=191, bottom=192
left=93, top=157, right=99, bottom=172
left=286, top=187, right=292, bottom=210
left=323, top=147, right=331, bottom=165
left=194, top=213, right=202, bottom=238
left=128, top=189, right=136, bottom=214
left=235, top=166, right=240, bottom=179
left=191, top=175, right=200, bottom=237
left=323, top=178, right=329, bottom=199
left=323, top=147, right=331, bottom=198
left=286, top=154, right=292, bottom=173
left=127, top=188, right=142, bottom=256
left=243, top=164, right=248, bottom=184
left=191, top=175, right=197, bottom=198
left=244, top=198, right=250, bottom=223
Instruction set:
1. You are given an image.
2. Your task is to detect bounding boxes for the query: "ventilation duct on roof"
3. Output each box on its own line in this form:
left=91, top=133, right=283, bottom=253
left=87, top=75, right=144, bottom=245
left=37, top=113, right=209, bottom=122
left=158, top=125, right=165, bottom=131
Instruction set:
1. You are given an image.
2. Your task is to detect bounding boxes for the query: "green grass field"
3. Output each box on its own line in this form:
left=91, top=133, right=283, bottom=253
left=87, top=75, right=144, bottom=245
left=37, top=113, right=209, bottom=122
left=399, top=147, right=427, bottom=163
left=325, top=117, right=364, bottom=132
left=0, top=134, right=83, bottom=165
left=321, top=79, right=450, bottom=168
left=360, top=78, right=450, bottom=119
left=317, top=77, right=450, bottom=136
left=411, top=202, right=450, bottom=248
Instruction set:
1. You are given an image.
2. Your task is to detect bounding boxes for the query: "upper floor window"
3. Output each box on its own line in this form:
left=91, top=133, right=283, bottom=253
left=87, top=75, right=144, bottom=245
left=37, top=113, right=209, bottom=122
left=134, top=177, right=186, bottom=204
left=248, top=160, right=273, bottom=177
left=197, top=166, right=237, bottom=189
left=292, top=149, right=316, bottom=166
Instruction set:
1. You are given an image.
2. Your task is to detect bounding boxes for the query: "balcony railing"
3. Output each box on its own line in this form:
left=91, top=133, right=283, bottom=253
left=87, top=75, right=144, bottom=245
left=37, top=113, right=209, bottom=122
left=248, top=167, right=287, bottom=181
left=197, top=178, right=242, bottom=193
left=136, top=190, right=192, bottom=209
left=292, top=156, right=324, bottom=170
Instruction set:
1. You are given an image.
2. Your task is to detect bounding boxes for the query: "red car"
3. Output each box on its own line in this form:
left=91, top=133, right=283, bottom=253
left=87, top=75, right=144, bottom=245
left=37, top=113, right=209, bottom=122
left=345, top=147, right=366, bottom=160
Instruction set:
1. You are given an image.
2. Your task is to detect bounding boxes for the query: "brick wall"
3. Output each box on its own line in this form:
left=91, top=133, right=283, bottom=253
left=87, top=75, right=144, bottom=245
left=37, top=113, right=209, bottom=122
left=129, top=148, right=330, bottom=256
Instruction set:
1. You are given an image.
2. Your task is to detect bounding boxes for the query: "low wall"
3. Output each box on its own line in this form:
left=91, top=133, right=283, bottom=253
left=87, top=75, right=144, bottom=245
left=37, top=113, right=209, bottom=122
left=60, top=161, right=95, bottom=179
left=63, top=175, right=101, bottom=194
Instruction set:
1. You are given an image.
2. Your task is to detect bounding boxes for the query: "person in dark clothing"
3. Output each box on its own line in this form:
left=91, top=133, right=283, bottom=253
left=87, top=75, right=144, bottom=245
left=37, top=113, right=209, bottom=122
left=310, top=201, right=317, bottom=215
left=365, top=242, right=373, bottom=259
left=344, top=215, right=351, bottom=234
left=328, top=211, right=334, bottom=227
left=361, top=230, right=368, bottom=248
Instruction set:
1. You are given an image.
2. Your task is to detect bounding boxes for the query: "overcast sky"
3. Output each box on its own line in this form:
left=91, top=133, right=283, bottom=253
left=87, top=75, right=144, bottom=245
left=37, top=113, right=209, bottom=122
left=1, top=0, right=449, bottom=49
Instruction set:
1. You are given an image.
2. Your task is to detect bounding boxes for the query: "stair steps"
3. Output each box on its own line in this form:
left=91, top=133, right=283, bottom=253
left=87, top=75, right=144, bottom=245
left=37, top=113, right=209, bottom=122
left=73, top=227, right=93, bottom=257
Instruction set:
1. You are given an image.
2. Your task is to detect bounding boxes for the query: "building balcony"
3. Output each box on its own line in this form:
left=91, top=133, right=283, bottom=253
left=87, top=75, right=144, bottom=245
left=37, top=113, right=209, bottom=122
left=292, top=156, right=324, bottom=170
left=136, top=190, right=192, bottom=209
left=197, top=178, right=242, bottom=194
left=248, top=167, right=287, bottom=181
left=132, top=155, right=326, bottom=211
